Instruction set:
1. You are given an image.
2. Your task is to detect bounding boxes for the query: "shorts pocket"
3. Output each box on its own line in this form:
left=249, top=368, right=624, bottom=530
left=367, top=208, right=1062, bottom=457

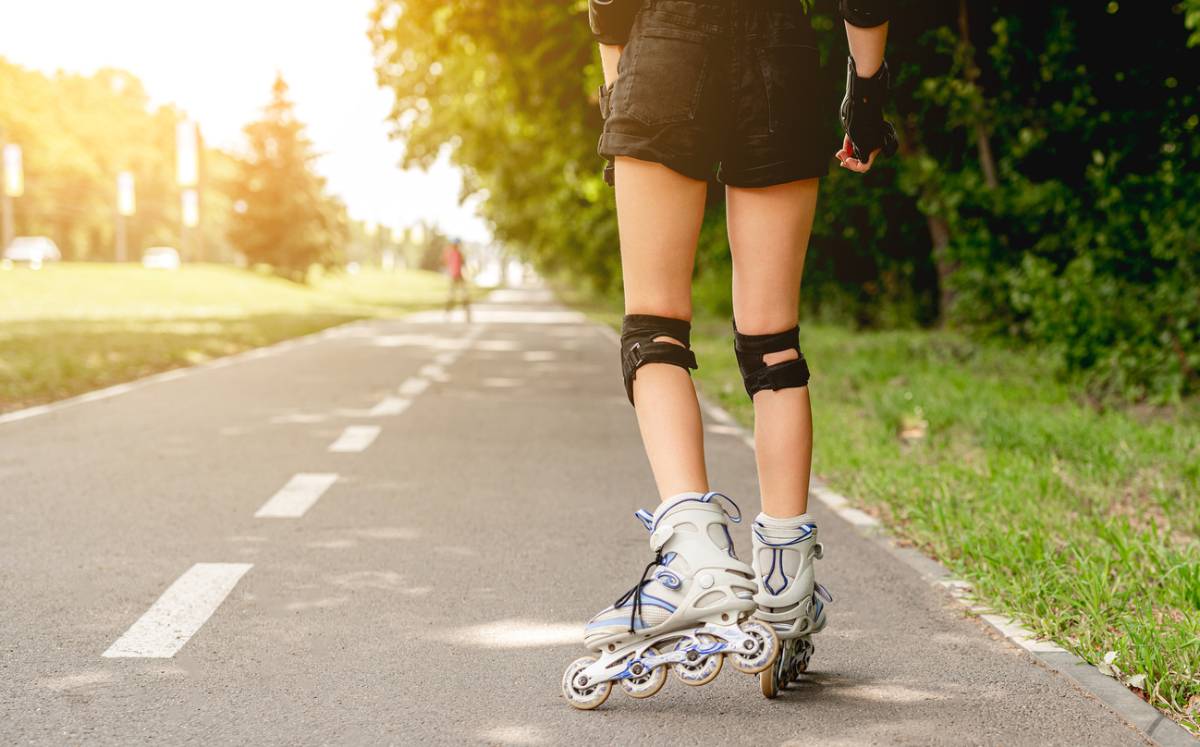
left=624, top=26, right=709, bottom=126
left=757, top=45, right=820, bottom=135
left=599, top=81, right=616, bottom=119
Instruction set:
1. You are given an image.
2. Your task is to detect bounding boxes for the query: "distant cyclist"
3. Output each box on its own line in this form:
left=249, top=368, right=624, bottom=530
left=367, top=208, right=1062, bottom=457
left=443, top=238, right=472, bottom=322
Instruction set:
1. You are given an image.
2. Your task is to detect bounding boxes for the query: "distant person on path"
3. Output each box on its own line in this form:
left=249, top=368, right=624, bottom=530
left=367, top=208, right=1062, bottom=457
left=443, top=238, right=471, bottom=322
left=561, top=0, right=896, bottom=708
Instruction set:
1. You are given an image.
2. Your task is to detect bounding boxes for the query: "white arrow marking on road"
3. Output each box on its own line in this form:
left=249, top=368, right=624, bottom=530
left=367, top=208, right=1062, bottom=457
left=368, top=396, right=412, bottom=417
left=398, top=377, right=430, bottom=397
left=102, top=562, right=252, bottom=658
left=328, top=425, right=381, bottom=453
left=255, top=473, right=339, bottom=518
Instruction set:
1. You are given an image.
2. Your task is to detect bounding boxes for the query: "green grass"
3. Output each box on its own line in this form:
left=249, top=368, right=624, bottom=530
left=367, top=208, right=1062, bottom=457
left=566, top=288, right=1199, bottom=732
left=0, top=263, right=465, bottom=412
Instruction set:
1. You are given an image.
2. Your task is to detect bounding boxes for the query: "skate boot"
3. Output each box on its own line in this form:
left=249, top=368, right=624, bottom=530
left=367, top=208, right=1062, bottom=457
left=561, top=492, right=780, bottom=710
left=750, top=511, right=833, bottom=698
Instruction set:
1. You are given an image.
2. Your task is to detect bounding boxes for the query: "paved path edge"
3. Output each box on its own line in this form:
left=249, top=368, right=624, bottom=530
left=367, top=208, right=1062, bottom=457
left=591, top=321, right=1198, bottom=747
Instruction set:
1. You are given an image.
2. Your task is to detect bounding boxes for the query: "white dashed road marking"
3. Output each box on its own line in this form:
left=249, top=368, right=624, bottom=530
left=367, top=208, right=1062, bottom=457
left=418, top=364, right=447, bottom=382
left=102, top=563, right=252, bottom=658
left=255, top=473, right=339, bottom=518
left=328, top=425, right=381, bottom=453
left=398, top=377, right=430, bottom=397
left=369, top=397, right=412, bottom=417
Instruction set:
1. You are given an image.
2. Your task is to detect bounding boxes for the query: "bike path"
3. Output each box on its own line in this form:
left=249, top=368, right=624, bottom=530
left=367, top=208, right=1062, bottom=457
left=0, top=288, right=1152, bottom=745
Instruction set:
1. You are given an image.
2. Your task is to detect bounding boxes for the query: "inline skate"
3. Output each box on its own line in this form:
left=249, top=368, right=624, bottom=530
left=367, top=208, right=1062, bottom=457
left=561, top=492, right=779, bottom=710
left=750, top=512, right=833, bottom=698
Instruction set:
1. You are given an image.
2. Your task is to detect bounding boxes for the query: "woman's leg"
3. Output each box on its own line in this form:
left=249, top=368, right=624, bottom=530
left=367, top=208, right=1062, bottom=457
left=726, top=178, right=820, bottom=518
left=615, top=155, right=710, bottom=501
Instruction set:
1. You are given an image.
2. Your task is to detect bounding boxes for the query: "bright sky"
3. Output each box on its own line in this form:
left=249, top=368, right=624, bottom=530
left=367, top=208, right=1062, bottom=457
left=0, top=0, right=491, bottom=242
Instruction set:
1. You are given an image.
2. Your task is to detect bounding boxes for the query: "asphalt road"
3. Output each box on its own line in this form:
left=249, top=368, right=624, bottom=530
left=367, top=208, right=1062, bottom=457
left=0, top=288, right=1154, bottom=745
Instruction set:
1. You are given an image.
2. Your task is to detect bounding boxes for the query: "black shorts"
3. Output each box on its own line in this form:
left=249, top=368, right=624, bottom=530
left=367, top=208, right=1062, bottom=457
left=598, top=0, right=832, bottom=187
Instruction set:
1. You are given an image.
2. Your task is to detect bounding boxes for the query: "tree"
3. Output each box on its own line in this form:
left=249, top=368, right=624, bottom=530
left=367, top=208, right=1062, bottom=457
left=228, top=74, right=347, bottom=281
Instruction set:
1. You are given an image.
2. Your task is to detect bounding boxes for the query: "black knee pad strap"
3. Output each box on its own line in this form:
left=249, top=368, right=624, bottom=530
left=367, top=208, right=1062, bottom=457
left=620, top=314, right=698, bottom=405
left=733, top=323, right=810, bottom=398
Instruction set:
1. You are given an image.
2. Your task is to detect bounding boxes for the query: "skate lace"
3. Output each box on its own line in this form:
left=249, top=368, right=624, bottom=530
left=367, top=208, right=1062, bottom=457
left=615, top=492, right=741, bottom=634
left=612, top=549, right=663, bottom=634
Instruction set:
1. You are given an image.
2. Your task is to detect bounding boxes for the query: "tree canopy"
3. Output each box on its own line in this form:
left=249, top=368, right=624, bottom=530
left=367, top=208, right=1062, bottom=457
left=370, top=1, right=1199, bottom=401
left=227, top=75, right=349, bottom=281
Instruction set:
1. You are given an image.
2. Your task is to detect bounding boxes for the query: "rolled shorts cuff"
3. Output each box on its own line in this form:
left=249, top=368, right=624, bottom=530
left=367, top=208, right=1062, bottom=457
left=599, top=131, right=713, bottom=183
left=718, top=156, right=830, bottom=188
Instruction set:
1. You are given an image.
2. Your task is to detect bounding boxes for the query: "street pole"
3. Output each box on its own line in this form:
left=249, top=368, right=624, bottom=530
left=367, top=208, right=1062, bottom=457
left=176, top=120, right=198, bottom=262
left=1, top=193, right=11, bottom=251
left=115, top=212, right=126, bottom=263
left=116, top=171, right=135, bottom=262
left=1, top=138, right=21, bottom=250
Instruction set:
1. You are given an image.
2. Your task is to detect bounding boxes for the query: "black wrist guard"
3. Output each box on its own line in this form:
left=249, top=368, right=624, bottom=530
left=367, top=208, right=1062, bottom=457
left=840, top=55, right=899, bottom=163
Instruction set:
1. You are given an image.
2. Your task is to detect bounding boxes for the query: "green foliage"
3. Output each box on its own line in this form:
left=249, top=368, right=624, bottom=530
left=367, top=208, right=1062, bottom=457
left=228, top=76, right=349, bottom=282
left=685, top=316, right=1200, bottom=733
left=0, top=263, right=457, bottom=411
left=370, top=1, right=1200, bottom=402
left=0, top=60, right=182, bottom=259
left=369, top=1, right=621, bottom=291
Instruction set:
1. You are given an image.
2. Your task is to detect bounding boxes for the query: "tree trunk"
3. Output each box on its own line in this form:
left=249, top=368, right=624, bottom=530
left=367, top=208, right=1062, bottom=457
left=926, top=213, right=956, bottom=322
left=959, top=0, right=998, bottom=189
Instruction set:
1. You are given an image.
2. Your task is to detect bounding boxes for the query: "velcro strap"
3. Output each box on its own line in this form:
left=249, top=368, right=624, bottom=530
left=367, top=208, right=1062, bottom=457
left=623, top=314, right=693, bottom=347
left=733, top=325, right=799, bottom=355
left=744, top=356, right=810, bottom=394
left=624, top=340, right=698, bottom=373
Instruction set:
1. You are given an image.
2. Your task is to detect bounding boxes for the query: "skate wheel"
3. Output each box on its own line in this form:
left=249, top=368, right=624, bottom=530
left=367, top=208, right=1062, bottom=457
left=731, top=620, right=779, bottom=675
left=671, top=634, right=723, bottom=686
left=619, top=646, right=667, bottom=699
left=562, top=656, right=611, bottom=710
left=760, top=667, right=779, bottom=699
left=792, top=637, right=815, bottom=676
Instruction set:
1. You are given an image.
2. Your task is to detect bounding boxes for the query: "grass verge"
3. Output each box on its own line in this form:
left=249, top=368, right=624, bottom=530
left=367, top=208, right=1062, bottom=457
left=566, top=290, right=1199, bottom=733
left=0, top=263, right=473, bottom=412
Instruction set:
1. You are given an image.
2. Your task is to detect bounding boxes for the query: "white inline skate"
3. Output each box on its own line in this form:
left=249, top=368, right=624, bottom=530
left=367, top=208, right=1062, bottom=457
left=750, top=511, right=833, bottom=698
left=561, top=492, right=780, bottom=710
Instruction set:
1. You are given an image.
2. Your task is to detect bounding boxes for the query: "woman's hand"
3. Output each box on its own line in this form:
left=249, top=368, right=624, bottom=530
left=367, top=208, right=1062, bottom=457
left=835, top=134, right=879, bottom=173
left=599, top=43, right=624, bottom=86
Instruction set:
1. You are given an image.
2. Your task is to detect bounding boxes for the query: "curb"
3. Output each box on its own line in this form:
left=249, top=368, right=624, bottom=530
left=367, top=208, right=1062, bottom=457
left=592, top=320, right=1196, bottom=746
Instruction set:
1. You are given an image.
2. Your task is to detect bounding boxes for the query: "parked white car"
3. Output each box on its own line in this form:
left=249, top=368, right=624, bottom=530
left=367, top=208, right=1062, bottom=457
left=3, top=236, right=62, bottom=269
left=141, top=246, right=181, bottom=270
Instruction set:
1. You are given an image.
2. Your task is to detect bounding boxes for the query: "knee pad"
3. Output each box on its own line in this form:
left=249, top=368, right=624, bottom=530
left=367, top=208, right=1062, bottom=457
left=620, top=314, right=698, bottom=406
left=733, top=322, right=811, bottom=399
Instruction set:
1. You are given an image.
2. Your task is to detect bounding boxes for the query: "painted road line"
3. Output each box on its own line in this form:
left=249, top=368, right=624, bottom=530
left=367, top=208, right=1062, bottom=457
left=328, top=425, right=381, bottom=453
left=369, top=396, right=412, bottom=417
left=418, top=364, right=447, bottom=382
left=398, top=377, right=430, bottom=397
left=102, top=563, right=252, bottom=658
left=255, top=473, right=339, bottom=518
left=0, top=405, right=52, bottom=425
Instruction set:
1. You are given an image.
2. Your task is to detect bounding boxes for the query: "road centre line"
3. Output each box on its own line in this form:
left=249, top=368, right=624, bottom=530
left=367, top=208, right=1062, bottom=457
left=398, top=377, right=430, bottom=397
left=328, top=425, right=381, bottom=453
left=364, top=324, right=483, bottom=418
left=102, top=563, right=252, bottom=658
left=255, top=473, right=339, bottom=518
left=418, top=364, right=447, bottom=381
left=369, top=397, right=412, bottom=417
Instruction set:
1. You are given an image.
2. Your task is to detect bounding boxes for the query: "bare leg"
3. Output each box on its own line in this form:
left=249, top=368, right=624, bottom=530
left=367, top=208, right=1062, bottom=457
left=726, top=178, right=819, bottom=518
left=615, top=156, right=710, bottom=501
